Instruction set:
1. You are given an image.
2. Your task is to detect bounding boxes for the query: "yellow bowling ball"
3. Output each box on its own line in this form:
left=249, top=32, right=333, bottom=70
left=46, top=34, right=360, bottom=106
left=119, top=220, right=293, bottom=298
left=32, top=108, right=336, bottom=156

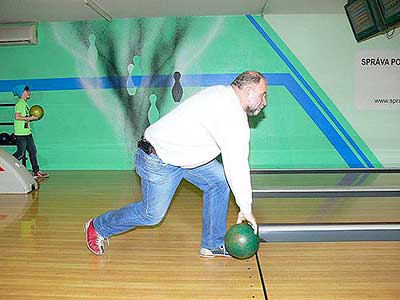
left=29, top=105, right=44, bottom=120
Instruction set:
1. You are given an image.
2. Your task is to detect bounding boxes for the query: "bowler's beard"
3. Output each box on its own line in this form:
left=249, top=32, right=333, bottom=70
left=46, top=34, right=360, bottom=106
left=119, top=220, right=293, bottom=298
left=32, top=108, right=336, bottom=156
left=245, top=104, right=264, bottom=116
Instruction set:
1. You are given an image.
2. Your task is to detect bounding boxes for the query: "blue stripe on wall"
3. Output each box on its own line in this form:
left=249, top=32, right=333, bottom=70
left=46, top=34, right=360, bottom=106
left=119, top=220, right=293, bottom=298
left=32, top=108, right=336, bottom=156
left=0, top=73, right=287, bottom=91
left=0, top=72, right=364, bottom=167
left=246, top=15, right=373, bottom=168
left=284, top=75, right=364, bottom=167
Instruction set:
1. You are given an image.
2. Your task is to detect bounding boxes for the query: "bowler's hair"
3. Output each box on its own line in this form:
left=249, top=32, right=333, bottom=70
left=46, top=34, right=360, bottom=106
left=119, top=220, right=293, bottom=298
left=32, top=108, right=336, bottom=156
left=231, top=71, right=265, bottom=89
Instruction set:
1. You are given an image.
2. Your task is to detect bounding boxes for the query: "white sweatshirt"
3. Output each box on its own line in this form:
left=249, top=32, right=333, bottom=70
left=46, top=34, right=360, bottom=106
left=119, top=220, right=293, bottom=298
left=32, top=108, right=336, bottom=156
left=144, top=85, right=252, bottom=213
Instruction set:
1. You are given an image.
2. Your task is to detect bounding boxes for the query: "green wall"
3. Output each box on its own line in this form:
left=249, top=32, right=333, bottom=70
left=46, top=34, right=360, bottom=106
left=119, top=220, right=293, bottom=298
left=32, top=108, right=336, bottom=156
left=266, top=14, right=400, bottom=168
left=0, top=15, right=391, bottom=170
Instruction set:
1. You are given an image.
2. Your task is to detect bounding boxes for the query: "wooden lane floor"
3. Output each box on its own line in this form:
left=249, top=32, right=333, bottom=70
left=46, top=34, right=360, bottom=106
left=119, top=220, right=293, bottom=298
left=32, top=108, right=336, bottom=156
left=0, top=171, right=264, bottom=300
left=257, top=241, right=400, bottom=300
left=253, top=197, right=400, bottom=299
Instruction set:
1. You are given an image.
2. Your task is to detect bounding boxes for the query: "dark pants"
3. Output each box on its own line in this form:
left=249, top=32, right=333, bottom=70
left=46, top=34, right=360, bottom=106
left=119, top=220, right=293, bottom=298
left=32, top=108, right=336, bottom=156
left=13, top=134, right=39, bottom=173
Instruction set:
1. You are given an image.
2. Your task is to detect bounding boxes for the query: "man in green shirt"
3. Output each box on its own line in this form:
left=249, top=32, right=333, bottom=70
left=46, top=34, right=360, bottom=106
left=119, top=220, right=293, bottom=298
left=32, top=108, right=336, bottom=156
left=12, top=84, right=49, bottom=179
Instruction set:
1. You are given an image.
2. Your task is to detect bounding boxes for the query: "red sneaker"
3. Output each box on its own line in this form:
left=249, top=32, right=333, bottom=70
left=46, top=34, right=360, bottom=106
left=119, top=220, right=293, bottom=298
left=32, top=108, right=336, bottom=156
left=84, top=219, right=108, bottom=255
left=33, top=171, right=49, bottom=178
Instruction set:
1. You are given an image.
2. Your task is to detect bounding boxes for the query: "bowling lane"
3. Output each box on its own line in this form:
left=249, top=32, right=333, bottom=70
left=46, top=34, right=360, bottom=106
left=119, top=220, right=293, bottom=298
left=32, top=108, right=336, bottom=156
left=256, top=241, right=400, bottom=300
left=253, top=196, right=400, bottom=299
left=253, top=196, right=400, bottom=223
left=0, top=171, right=267, bottom=300
left=251, top=170, right=400, bottom=197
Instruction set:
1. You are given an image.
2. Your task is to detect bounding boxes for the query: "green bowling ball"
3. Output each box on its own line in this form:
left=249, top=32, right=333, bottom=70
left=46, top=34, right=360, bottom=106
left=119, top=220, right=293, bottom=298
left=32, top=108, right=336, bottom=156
left=225, top=222, right=259, bottom=259
left=29, top=105, right=44, bottom=120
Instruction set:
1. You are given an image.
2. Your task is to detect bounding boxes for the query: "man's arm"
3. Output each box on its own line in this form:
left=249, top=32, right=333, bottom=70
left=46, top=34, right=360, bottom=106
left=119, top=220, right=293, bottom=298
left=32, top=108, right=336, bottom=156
left=15, top=112, right=38, bottom=121
left=215, top=118, right=257, bottom=233
left=220, top=144, right=258, bottom=234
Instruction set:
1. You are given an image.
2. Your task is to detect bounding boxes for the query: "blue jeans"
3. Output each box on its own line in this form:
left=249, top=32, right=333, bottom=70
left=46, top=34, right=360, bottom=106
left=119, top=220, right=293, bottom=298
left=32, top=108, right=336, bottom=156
left=93, top=148, right=230, bottom=250
left=13, top=134, right=39, bottom=173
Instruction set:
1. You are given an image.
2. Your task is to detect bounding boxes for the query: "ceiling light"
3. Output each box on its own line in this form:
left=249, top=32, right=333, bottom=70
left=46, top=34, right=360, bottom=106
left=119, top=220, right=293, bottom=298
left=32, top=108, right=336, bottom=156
left=84, top=0, right=112, bottom=22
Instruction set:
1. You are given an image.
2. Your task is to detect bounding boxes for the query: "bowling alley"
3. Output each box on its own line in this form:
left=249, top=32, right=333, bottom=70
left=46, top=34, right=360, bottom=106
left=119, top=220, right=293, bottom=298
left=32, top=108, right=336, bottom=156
left=0, top=0, right=399, bottom=299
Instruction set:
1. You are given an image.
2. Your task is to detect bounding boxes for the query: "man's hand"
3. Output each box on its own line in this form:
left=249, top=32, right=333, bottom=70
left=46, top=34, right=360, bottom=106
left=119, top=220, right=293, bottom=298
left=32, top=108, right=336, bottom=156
left=236, top=211, right=258, bottom=234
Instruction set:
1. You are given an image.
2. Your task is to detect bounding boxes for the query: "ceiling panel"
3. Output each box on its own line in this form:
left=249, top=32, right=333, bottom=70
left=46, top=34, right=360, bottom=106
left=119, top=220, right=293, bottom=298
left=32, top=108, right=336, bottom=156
left=0, top=0, right=347, bottom=24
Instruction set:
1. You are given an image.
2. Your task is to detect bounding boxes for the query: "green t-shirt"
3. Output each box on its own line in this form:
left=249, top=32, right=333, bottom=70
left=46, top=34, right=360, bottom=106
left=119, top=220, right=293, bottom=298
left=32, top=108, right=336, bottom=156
left=14, top=99, right=31, bottom=136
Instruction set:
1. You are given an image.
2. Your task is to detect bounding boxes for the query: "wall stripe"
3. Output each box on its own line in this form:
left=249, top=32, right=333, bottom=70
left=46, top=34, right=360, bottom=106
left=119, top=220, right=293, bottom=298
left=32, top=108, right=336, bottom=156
left=246, top=15, right=373, bottom=168
left=285, top=75, right=364, bottom=167
left=0, top=72, right=364, bottom=167
left=0, top=73, right=286, bottom=91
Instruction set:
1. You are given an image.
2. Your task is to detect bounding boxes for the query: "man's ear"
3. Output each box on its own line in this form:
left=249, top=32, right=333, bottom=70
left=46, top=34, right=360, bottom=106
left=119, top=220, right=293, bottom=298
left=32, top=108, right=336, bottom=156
left=243, top=85, right=252, bottom=97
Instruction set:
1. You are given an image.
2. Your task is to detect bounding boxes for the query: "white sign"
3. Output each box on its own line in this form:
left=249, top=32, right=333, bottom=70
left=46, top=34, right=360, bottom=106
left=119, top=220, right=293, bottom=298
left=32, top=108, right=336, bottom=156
left=355, top=50, right=400, bottom=110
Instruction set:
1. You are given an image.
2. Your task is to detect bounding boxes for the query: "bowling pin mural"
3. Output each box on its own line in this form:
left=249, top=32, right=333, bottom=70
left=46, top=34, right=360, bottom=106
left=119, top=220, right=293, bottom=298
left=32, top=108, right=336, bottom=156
left=126, top=55, right=142, bottom=96
left=148, top=94, right=160, bottom=124
left=126, top=63, right=136, bottom=96
left=87, top=34, right=98, bottom=64
left=172, top=71, right=183, bottom=102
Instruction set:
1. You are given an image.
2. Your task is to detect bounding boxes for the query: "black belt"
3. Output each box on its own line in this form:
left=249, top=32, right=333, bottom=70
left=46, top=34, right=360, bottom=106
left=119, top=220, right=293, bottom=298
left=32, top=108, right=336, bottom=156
left=137, top=138, right=157, bottom=155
